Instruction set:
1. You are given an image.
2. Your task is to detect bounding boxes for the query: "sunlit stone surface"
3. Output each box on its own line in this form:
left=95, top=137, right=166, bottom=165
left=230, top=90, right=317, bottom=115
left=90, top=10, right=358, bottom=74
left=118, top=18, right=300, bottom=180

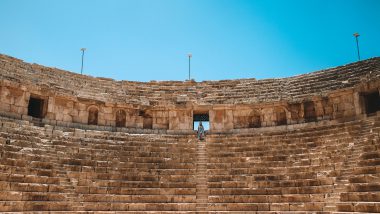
left=0, top=54, right=380, bottom=213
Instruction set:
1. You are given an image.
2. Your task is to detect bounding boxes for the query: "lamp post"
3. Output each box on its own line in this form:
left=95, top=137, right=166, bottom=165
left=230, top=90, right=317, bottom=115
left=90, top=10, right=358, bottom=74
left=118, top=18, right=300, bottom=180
left=353, top=33, right=360, bottom=61
left=188, top=53, right=192, bottom=81
left=80, top=48, right=86, bottom=74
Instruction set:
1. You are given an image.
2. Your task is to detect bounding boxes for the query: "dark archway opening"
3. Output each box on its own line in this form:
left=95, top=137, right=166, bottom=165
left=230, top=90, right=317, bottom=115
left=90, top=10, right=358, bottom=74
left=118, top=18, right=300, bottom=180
left=193, top=113, right=209, bottom=131
left=139, top=110, right=152, bottom=129
left=248, top=114, right=261, bottom=128
left=363, top=91, right=380, bottom=115
left=116, top=110, right=126, bottom=127
left=276, top=110, right=287, bottom=126
left=143, top=117, right=153, bottom=129
left=304, top=101, right=317, bottom=122
left=28, top=97, right=45, bottom=118
left=88, top=107, right=98, bottom=125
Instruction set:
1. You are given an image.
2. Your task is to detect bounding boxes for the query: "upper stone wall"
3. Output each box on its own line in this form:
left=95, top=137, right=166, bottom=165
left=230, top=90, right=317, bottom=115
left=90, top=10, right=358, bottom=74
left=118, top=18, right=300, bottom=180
left=1, top=54, right=379, bottom=106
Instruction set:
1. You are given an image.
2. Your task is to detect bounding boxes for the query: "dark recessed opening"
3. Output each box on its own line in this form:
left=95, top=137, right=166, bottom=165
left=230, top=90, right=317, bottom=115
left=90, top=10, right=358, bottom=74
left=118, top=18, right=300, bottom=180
left=115, top=110, right=126, bottom=127
left=276, top=111, right=287, bottom=126
left=143, top=116, right=152, bottom=129
left=27, top=97, right=45, bottom=118
left=88, top=107, right=98, bottom=125
left=304, top=101, right=317, bottom=122
left=193, top=113, right=209, bottom=131
left=248, top=115, right=261, bottom=128
left=363, top=91, right=380, bottom=115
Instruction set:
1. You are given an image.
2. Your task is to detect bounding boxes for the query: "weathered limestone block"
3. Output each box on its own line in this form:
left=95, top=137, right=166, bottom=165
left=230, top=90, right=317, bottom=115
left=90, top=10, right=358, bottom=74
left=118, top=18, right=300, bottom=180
left=9, top=105, right=24, bottom=114
left=169, top=110, right=192, bottom=130
left=135, top=117, right=143, bottom=128
left=78, top=110, right=88, bottom=123
left=210, top=109, right=233, bottom=131
left=47, top=96, right=55, bottom=113
left=69, top=108, right=79, bottom=118
left=102, top=106, right=113, bottom=114
left=102, top=113, right=113, bottom=121
left=13, top=91, right=26, bottom=107
left=261, top=108, right=275, bottom=126
left=62, top=114, right=72, bottom=122
left=54, top=111, right=64, bottom=121
left=76, top=102, right=87, bottom=111
left=288, top=103, right=302, bottom=123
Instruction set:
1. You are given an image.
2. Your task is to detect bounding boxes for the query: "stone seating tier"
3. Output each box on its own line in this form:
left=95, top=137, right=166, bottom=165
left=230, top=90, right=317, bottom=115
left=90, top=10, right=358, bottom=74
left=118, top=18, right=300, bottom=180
left=1, top=54, right=379, bottom=105
left=0, top=117, right=197, bottom=212
left=0, top=115, right=380, bottom=213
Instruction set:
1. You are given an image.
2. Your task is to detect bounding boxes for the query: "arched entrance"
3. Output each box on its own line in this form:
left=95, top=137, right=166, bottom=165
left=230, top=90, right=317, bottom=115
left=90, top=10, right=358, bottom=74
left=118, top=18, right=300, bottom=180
left=88, top=106, right=98, bottom=125
left=115, top=110, right=126, bottom=127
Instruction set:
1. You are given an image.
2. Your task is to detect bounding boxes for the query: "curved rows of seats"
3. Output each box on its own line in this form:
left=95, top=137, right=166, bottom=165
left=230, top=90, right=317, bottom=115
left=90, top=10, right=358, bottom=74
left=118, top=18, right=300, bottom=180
left=337, top=116, right=380, bottom=213
left=1, top=115, right=380, bottom=213
left=1, top=54, right=379, bottom=105
left=0, top=117, right=197, bottom=212
left=205, top=116, right=380, bottom=212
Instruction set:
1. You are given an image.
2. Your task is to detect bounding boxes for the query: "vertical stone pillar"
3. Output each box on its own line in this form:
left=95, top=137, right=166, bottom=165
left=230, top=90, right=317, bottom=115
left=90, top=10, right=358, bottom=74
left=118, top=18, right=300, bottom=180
left=46, top=96, right=55, bottom=120
left=353, top=91, right=362, bottom=116
left=314, top=99, right=324, bottom=120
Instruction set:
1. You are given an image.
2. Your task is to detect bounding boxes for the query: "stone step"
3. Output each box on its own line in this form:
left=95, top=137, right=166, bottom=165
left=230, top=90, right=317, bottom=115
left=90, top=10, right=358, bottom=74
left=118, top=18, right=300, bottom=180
left=196, top=196, right=208, bottom=199
left=197, top=197, right=208, bottom=200
left=197, top=142, right=209, bottom=211
left=323, top=205, right=337, bottom=211
left=197, top=191, right=208, bottom=194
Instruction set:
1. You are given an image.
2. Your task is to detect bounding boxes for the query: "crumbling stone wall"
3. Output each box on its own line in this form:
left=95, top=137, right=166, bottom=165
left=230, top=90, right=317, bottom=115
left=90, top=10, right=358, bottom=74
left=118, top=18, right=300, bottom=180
left=0, top=54, right=379, bottom=133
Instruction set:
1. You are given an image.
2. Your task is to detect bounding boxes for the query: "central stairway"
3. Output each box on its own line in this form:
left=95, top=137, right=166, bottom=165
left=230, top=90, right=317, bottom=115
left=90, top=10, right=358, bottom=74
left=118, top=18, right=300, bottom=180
left=196, top=140, right=209, bottom=213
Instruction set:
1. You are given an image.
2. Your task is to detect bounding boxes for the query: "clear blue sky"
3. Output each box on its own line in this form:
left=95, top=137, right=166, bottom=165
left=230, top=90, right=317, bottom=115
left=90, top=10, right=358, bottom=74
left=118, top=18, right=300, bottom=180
left=1, top=0, right=379, bottom=82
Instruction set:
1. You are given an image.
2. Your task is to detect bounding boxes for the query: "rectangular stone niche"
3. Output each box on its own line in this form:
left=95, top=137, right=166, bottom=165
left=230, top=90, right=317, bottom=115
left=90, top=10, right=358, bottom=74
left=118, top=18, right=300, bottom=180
left=27, top=96, right=46, bottom=119
left=362, top=91, right=380, bottom=115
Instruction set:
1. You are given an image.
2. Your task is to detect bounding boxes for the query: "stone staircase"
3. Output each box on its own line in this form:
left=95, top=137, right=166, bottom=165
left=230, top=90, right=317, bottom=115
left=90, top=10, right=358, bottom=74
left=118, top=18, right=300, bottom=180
left=196, top=139, right=208, bottom=213
left=325, top=117, right=376, bottom=211
left=55, top=165, right=84, bottom=211
left=336, top=116, right=380, bottom=212
left=31, top=117, right=44, bottom=127
left=323, top=120, right=362, bottom=211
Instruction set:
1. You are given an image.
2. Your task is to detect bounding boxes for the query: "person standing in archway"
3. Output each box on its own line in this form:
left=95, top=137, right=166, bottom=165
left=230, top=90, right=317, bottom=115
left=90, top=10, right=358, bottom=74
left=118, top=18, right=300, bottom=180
left=197, top=121, right=205, bottom=140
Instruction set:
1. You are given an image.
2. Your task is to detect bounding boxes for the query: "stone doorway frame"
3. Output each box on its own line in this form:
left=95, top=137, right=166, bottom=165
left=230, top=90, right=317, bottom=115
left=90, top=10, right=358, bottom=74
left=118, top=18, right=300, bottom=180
left=193, top=110, right=210, bottom=131
left=27, top=95, right=47, bottom=119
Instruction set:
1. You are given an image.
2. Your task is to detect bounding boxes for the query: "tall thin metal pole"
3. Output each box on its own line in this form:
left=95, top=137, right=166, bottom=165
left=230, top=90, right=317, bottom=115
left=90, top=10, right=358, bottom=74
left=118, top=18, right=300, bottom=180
left=81, top=48, right=86, bottom=74
left=188, top=53, right=192, bottom=80
left=353, top=33, right=360, bottom=61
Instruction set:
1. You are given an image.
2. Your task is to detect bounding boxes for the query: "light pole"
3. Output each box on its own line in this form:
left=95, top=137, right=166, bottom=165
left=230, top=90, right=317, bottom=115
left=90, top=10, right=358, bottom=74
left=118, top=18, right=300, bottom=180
left=81, top=48, right=86, bottom=74
left=353, top=33, right=360, bottom=61
left=188, top=53, right=192, bottom=80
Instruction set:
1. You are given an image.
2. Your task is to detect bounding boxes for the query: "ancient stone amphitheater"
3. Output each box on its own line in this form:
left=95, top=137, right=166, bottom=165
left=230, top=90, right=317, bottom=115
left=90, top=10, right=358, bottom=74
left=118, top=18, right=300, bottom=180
left=0, top=54, right=380, bottom=213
